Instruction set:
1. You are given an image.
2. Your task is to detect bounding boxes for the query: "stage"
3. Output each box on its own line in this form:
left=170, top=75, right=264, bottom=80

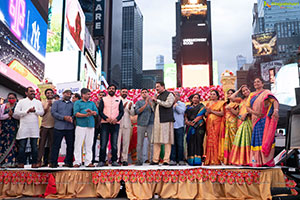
left=0, top=165, right=295, bottom=199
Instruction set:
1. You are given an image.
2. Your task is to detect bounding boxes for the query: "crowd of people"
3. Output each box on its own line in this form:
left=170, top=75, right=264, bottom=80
left=0, top=77, right=279, bottom=168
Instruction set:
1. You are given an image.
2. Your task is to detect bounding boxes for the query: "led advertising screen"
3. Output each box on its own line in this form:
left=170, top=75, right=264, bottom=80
left=164, top=63, right=177, bottom=89
left=182, top=64, right=210, bottom=87
left=181, top=21, right=210, bottom=65
left=47, top=0, right=64, bottom=52
left=252, top=32, right=277, bottom=57
left=93, top=0, right=105, bottom=37
left=0, top=0, right=47, bottom=83
left=80, top=53, right=100, bottom=90
left=181, top=0, right=207, bottom=20
left=63, top=0, right=85, bottom=51
left=260, top=60, right=283, bottom=84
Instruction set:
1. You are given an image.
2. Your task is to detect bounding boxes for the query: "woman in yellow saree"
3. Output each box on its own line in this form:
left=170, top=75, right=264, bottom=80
left=204, top=90, right=225, bottom=165
left=229, top=85, right=252, bottom=165
left=246, top=78, right=279, bottom=167
left=223, top=89, right=239, bottom=165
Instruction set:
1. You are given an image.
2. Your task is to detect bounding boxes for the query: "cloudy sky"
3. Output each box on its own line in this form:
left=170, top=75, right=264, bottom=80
left=135, top=0, right=257, bottom=74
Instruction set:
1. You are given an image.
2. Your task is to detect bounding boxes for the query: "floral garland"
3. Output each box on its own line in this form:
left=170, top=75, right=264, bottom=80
left=92, top=168, right=261, bottom=185
left=0, top=171, right=50, bottom=185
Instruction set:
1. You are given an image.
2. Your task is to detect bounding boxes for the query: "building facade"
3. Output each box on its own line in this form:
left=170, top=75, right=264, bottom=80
left=156, top=55, right=165, bottom=70
left=236, top=55, right=247, bottom=70
left=142, top=69, right=164, bottom=89
left=121, top=0, right=143, bottom=89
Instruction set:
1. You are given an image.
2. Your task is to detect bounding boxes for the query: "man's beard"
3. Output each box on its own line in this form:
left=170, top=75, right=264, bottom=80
left=64, top=96, right=71, bottom=101
left=121, top=94, right=127, bottom=99
left=108, top=91, right=115, bottom=96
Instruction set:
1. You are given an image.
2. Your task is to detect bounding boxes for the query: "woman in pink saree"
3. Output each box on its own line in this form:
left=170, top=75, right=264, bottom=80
left=246, top=77, right=279, bottom=167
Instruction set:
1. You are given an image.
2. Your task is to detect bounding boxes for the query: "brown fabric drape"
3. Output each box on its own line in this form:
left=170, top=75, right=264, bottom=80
left=125, top=168, right=287, bottom=200
left=46, top=171, right=120, bottom=199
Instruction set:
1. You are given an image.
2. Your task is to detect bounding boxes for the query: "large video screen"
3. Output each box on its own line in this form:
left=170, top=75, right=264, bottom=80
left=181, top=21, right=210, bottom=64
left=181, top=0, right=207, bottom=20
left=252, top=32, right=277, bottom=57
left=0, top=0, right=47, bottom=82
left=63, top=0, right=85, bottom=51
left=182, top=64, right=210, bottom=87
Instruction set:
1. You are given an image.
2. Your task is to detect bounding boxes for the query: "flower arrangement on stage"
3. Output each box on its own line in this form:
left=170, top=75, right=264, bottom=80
left=88, top=85, right=225, bottom=103
left=221, top=70, right=235, bottom=77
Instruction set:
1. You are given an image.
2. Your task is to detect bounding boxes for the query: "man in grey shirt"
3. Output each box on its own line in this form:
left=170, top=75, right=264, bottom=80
left=135, top=88, right=154, bottom=166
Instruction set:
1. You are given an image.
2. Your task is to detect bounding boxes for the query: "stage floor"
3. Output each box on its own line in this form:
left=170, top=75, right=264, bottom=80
left=0, top=164, right=281, bottom=171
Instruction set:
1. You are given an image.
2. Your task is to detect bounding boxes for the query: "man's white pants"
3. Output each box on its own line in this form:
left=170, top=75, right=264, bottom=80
left=74, top=126, right=94, bottom=166
left=117, top=127, right=131, bottom=162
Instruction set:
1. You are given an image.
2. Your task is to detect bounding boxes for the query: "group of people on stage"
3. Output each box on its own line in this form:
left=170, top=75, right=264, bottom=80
left=0, top=77, right=279, bottom=168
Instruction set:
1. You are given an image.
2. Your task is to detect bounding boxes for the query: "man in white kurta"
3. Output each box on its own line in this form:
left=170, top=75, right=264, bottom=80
left=117, top=88, right=135, bottom=166
left=14, top=87, right=44, bottom=168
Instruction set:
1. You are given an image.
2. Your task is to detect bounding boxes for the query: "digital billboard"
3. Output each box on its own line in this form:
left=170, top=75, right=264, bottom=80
left=0, top=0, right=47, bottom=82
left=164, top=63, right=177, bottom=89
left=181, top=0, right=207, bottom=20
left=181, top=21, right=210, bottom=64
left=47, top=0, right=64, bottom=52
left=252, top=32, right=277, bottom=57
left=182, top=64, right=210, bottom=87
left=63, top=0, right=85, bottom=51
left=260, top=60, right=283, bottom=84
left=80, top=53, right=100, bottom=90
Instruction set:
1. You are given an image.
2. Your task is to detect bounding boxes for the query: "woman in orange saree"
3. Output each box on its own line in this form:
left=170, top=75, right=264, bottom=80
left=223, top=89, right=239, bottom=165
left=247, top=78, right=279, bottom=167
left=229, top=85, right=252, bottom=165
left=204, top=90, right=225, bottom=165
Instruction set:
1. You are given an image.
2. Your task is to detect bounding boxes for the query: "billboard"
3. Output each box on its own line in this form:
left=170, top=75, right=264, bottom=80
left=273, top=63, right=298, bottom=106
left=164, top=63, right=177, bottom=89
left=93, top=0, right=105, bottom=37
left=80, top=53, right=100, bottom=90
left=260, top=60, right=284, bottom=85
left=56, top=81, right=82, bottom=97
left=47, top=0, right=64, bottom=52
left=0, top=0, right=47, bottom=83
left=84, top=27, right=95, bottom=59
left=252, top=32, right=277, bottom=57
left=181, top=21, right=209, bottom=64
left=63, top=0, right=85, bottom=51
left=182, top=64, right=210, bottom=87
left=181, top=0, right=207, bottom=20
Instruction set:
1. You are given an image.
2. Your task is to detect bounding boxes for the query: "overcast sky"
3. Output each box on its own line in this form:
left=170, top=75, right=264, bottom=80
left=135, top=0, right=257, bottom=74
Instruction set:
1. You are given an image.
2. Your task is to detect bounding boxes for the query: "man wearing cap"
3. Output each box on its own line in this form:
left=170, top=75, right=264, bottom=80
left=50, top=89, right=75, bottom=168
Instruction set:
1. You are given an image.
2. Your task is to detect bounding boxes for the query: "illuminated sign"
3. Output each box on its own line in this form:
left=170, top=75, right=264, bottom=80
left=183, top=38, right=207, bottom=45
left=252, top=32, right=277, bottom=57
left=182, top=64, right=210, bottom=87
left=181, top=0, right=207, bottom=19
left=93, top=0, right=105, bottom=37
left=0, top=0, right=47, bottom=57
left=8, top=60, right=40, bottom=85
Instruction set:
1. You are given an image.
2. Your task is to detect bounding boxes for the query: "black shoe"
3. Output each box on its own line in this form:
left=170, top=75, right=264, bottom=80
left=112, top=161, right=120, bottom=167
left=49, top=163, right=58, bottom=168
left=163, top=162, right=169, bottom=166
left=62, top=163, right=73, bottom=168
left=150, top=161, right=159, bottom=165
left=135, top=161, right=143, bottom=166
left=122, top=161, right=128, bottom=166
left=97, top=161, right=105, bottom=167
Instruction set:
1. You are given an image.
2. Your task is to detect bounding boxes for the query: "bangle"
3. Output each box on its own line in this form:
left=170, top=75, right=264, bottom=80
left=274, top=109, right=279, bottom=112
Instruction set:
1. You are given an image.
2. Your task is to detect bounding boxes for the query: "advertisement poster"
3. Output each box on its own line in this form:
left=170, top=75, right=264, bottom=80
left=80, top=54, right=99, bottom=90
left=47, top=0, right=64, bottom=52
left=56, top=81, right=82, bottom=97
left=252, top=32, right=277, bottom=57
left=181, top=0, right=207, bottom=19
left=0, top=0, right=47, bottom=83
left=164, top=63, right=177, bottom=89
left=260, top=60, right=283, bottom=84
left=182, top=64, right=210, bottom=87
left=63, top=0, right=85, bottom=51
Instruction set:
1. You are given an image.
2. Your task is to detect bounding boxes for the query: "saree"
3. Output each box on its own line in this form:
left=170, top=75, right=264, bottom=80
left=229, top=99, right=252, bottom=166
left=247, top=90, right=278, bottom=167
left=0, top=104, right=18, bottom=167
left=223, top=102, right=239, bottom=165
left=185, top=104, right=206, bottom=166
left=204, top=101, right=225, bottom=165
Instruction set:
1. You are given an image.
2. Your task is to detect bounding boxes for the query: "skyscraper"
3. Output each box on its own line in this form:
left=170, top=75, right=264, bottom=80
left=156, top=55, right=164, bottom=70
left=257, top=0, right=300, bottom=32
left=236, top=55, right=247, bottom=70
left=121, top=0, right=143, bottom=89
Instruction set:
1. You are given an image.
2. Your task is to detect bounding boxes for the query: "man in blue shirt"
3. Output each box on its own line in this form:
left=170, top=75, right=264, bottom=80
left=50, top=89, right=74, bottom=168
left=134, top=88, right=154, bottom=166
left=170, top=92, right=186, bottom=166
left=73, top=88, right=98, bottom=167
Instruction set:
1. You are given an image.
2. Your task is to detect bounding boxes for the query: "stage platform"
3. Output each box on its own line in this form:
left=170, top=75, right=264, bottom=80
left=0, top=165, right=295, bottom=199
